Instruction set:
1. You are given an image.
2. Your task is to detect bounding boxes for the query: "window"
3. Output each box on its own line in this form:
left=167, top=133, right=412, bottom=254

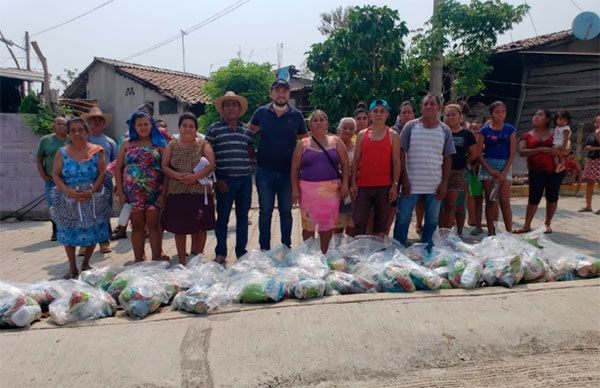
left=159, top=99, right=178, bottom=115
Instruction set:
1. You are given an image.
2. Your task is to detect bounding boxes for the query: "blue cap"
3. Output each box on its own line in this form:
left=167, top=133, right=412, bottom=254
left=369, top=99, right=391, bottom=112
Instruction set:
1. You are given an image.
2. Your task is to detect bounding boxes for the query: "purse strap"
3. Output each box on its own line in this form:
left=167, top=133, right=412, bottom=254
left=311, top=136, right=342, bottom=180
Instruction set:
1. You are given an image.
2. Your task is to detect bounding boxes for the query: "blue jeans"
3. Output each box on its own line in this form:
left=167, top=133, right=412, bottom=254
left=215, top=175, right=252, bottom=258
left=256, top=166, right=292, bottom=250
left=44, top=180, right=56, bottom=208
left=393, top=193, right=441, bottom=251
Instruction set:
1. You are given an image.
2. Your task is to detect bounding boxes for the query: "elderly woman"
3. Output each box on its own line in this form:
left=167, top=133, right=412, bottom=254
left=333, top=117, right=356, bottom=236
left=477, top=101, right=516, bottom=235
left=439, top=104, right=478, bottom=236
left=292, top=110, right=349, bottom=253
left=515, top=109, right=567, bottom=234
left=116, top=110, right=167, bottom=262
left=162, top=113, right=216, bottom=265
left=50, top=117, right=112, bottom=279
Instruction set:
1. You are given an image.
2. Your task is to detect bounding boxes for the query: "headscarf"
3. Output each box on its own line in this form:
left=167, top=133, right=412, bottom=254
left=127, top=110, right=167, bottom=148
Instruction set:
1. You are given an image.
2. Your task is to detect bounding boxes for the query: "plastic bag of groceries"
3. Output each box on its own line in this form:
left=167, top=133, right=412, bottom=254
left=118, top=271, right=177, bottom=319
left=272, top=267, right=309, bottom=298
left=351, top=259, right=416, bottom=293
left=267, top=244, right=291, bottom=266
left=537, top=238, right=599, bottom=280
left=434, top=228, right=475, bottom=255
left=228, top=269, right=285, bottom=303
left=172, top=283, right=232, bottom=315
left=284, top=240, right=330, bottom=278
left=325, top=234, right=356, bottom=272
left=186, top=258, right=227, bottom=287
left=335, top=235, right=391, bottom=267
left=24, top=279, right=78, bottom=312
left=228, top=250, right=281, bottom=277
left=473, top=234, right=524, bottom=287
left=493, top=231, right=552, bottom=283
left=0, top=280, right=41, bottom=328
left=49, top=280, right=116, bottom=325
left=107, top=261, right=169, bottom=300
left=167, top=264, right=196, bottom=291
left=324, top=271, right=375, bottom=295
left=446, top=255, right=482, bottom=289
left=292, top=276, right=326, bottom=299
left=79, top=266, right=121, bottom=290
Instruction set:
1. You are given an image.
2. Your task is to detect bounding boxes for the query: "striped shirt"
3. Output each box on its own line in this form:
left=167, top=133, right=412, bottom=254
left=400, top=119, right=456, bottom=194
left=205, top=120, right=254, bottom=178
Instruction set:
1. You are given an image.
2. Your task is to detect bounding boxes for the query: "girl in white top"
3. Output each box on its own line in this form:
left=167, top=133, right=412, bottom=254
left=553, top=109, right=572, bottom=173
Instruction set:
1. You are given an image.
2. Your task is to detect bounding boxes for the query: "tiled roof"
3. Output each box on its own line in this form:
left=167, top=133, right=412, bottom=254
left=495, top=30, right=573, bottom=53
left=63, top=57, right=209, bottom=104
left=0, top=68, right=45, bottom=82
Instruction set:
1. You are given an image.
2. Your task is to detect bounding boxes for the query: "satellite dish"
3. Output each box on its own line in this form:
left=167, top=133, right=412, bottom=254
left=572, top=11, right=600, bottom=40
left=276, top=68, right=291, bottom=82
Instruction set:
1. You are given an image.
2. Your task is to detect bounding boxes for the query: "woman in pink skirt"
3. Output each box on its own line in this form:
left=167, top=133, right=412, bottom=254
left=579, top=115, right=600, bottom=214
left=291, top=110, right=350, bottom=253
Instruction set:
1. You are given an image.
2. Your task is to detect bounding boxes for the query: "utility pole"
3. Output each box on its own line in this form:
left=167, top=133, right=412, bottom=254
left=0, top=30, right=20, bottom=69
left=25, top=31, right=32, bottom=93
left=429, top=0, right=444, bottom=102
left=31, top=41, right=50, bottom=105
left=180, top=30, right=187, bottom=72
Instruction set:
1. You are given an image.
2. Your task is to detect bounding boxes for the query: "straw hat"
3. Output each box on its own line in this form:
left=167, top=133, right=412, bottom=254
left=82, top=107, right=112, bottom=127
left=215, top=91, right=248, bottom=117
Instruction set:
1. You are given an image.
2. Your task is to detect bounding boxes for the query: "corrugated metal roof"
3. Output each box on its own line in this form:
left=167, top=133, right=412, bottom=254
left=0, top=68, right=45, bottom=82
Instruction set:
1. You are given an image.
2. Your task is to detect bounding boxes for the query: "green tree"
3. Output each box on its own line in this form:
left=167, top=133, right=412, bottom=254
left=318, top=6, right=351, bottom=36
left=307, top=5, right=427, bottom=126
left=199, top=59, right=275, bottom=132
left=414, top=0, right=529, bottom=101
left=55, top=68, right=79, bottom=92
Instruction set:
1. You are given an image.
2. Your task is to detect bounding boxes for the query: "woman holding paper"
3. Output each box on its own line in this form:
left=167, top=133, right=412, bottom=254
left=116, top=110, right=167, bottom=262
left=162, top=112, right=216, bottom=264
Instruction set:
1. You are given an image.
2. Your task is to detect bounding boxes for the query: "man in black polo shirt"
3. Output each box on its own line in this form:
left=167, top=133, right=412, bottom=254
left=249, top=79, right=308, bottom=250
left=206, top=92, right=255, bottom=263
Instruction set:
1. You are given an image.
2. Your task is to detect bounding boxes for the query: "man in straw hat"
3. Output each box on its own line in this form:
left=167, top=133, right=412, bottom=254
left=82, top=106, right=117, bottom=254
left=205, top=91, right=255, bottom=265
left=249, top=79, right=308, bottom=251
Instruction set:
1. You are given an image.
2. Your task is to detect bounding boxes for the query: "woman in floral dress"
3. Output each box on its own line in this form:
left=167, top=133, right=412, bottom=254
left=116, top=110, right=167, bottom=262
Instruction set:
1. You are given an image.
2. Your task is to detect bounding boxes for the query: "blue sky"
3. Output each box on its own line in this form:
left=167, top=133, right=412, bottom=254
left=2, top=0, right=599, bottom=88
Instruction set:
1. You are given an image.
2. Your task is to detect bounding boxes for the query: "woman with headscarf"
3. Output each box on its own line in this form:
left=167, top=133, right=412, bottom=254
left=115, top=110, right=167, bottom=262
left=50, top=117, right=111, bottom=278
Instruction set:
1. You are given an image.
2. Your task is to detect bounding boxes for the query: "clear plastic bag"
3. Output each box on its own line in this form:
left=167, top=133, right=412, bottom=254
left=324, top=271, right=375, bottom=295
left=49, top=280, right=116, bottom=325
left=284, top=244, right=330, bottom=279
left=434, top=228, right=475, bottom=255
left=107, top=261, right=169, bottom=300
left=187, top=260, right=227, bottom=287
left=227, top=269, right=285, bottom=303
left=228, top=250, right=281, bottom=277
left=79, top=266, right=121, bottom=290
left=481, top=255, right=523, bottom=288
left=538, top=239, right=600, bottom=280
left=24, top=280, right=76, bottom=311
left=447, top=257, right=482, bottom=289
left=293, top=277, right=326, bottom=299
left=336, top=235, right=391, bottom=266
left=171, top=283, right=231, bottom=315
left=118, top=272, right=177, bottom=319
left=0, top=280, right=42, bottom=328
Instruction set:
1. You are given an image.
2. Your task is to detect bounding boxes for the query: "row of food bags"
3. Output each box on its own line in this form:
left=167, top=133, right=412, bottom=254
left=2, top=230, right=598, bottom=329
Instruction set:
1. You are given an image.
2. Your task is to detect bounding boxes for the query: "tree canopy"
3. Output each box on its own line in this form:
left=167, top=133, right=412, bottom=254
left=199, top=59, right=275, bottom=131
left=307, top=5, right=427, bottom=127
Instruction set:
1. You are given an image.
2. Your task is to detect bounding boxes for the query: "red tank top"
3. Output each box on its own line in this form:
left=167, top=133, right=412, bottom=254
left=357, top=127, right=392, bottom=187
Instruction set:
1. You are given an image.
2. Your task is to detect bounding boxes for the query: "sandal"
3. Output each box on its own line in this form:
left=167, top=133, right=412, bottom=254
left=81, top=264, right=93, bottom=271
left=512, top=227, right=532, bottom=234
left=595, top=210, right=600, bottom=215
left=63, top=270, right=78, bottom=279
left=214, top=256, right=227, bottom=266
left=578, top=207, right=593, bottom=212
left=543, top=227, right=552, bottom=234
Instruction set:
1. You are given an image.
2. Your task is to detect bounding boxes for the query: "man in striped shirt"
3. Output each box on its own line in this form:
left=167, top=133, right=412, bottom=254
left=205, top=92, right=255, bottom=262
left=393, top=94, right=456, bottom=251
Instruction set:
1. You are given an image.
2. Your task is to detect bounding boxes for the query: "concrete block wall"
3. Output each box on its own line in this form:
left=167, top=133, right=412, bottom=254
left=0, top=113, right=48, bottom=219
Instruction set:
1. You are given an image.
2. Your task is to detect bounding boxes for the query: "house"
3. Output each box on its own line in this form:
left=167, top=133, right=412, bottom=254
left=0, top=68, right=45, bottom=113
left=63, top=57, right=210, bottom=138
left=473, top=30, right=599, bottom=134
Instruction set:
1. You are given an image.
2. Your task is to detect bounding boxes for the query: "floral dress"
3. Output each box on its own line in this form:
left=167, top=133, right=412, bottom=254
left=123, top=145, right=164, bottom=211
left=50, top=148, right=111, bottom=246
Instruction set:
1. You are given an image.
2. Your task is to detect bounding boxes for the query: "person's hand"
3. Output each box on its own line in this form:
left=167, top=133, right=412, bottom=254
left=77, top=190, right=93, bottom=202
left=292, top=187, right=300, bottom=206
left=216, top=180, right=229, bottom=193
left=339, top=184, right=349, bottom=199
left=181, top=174, right=198, bottom=185
left=350, top=185, right=358, bottom=200
left=435, top=181, right=448, bottom=200
left=401, top=178, right=411, bottom=196
left=495, top=170, right=507, bottom=181
left=389, top=185, right=398, bottom=202
left=43, top=175, right=52, bottom=183
left=156, top=194, right=165, bottom=208
left=178, top=172, right=189, bottom=181
left=118, top=190, right=126, bottom=207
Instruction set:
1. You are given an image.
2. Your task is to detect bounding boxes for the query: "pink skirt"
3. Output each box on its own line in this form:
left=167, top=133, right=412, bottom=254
left=299, top=180, right=340, bottom=232
left=582, top=158, right=600, bottom=181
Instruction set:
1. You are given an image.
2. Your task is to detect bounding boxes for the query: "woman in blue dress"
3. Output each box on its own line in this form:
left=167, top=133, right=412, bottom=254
left=50, top=117, right=111, bottom=278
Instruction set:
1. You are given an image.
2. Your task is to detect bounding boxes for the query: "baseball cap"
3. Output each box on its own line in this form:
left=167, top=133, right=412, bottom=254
left=369, top=99, right=391, bottom=112
left=271, top=79, right=290, bottom=90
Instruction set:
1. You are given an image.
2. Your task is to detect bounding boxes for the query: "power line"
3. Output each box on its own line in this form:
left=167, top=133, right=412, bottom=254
left=121, top=0, right=251, bottom=61
left=569, top=0, right=583, bottom=12
left=524, top=1, right=538, bottom=36
left=32, top=0, right=116, bottom=37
